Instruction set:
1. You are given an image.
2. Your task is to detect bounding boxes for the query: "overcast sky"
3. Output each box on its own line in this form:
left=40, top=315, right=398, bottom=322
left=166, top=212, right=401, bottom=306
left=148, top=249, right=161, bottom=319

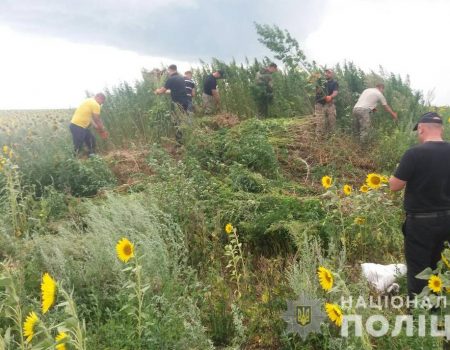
left=0, top=0, right=449, bottom=109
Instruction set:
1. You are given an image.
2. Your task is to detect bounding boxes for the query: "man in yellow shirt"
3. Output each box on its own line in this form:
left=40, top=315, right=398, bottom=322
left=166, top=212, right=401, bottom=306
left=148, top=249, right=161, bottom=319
left=70, top=93, right=107, bottom=155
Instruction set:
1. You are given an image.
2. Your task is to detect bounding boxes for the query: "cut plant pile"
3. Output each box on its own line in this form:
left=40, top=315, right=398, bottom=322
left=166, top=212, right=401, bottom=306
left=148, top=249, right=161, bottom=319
left=269, top=117, right=377, bottom=185
left=105, top=149, right=153, bottom=186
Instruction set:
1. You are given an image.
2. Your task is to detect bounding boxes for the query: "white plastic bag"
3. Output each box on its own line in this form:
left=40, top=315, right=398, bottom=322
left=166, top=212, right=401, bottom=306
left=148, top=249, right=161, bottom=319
left=361, top=263, right=407, bottom=293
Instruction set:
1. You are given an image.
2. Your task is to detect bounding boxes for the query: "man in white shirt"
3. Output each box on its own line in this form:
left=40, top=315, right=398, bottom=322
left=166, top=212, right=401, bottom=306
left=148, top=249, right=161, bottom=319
left=352, top=83, right=397, bottom=144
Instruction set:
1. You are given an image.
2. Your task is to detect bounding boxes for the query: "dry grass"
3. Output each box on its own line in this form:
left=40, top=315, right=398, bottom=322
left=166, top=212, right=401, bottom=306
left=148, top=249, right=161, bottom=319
left=271, top=116, right=377, bottom=185
left=104, top=149, right=153, bottom=186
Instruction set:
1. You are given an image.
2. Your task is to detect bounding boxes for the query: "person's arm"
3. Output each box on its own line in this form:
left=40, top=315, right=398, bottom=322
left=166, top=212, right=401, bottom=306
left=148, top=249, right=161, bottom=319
left=155, top=78, right=171, bottom=95
left=191, top=87, right=196, bottom=98
left=389, top=176, right=406, bottom=192
left=93, top=113, right=109, bottom=139
left=383, top=104, right=398, bottom=120
left=390, top=149, right=415, bottom=192
left=154, top=87, right=167, bottom=95
left=91, top=117, right=99, bottom=129
left=325, top=82, right=338, bottom=102
left=379, top=93, right=397, bottom=120
left=92, top=113, right=105, bottom=131
left=90, top=102, right=104, bottom=131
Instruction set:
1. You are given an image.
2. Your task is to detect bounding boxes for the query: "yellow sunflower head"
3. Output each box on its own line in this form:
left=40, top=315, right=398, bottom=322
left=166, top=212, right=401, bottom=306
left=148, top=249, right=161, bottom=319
left=2, top=145, right=8, bottom=155
left=359, top=185, right=370, bottom=193
left=428, top=275, right=443, bottom=293
left=354, top=217, right=365, bottom=225
left=225, top=223, right=234, bottom=234
left=55, top=331, right=68, bottom=350
left=325, top=303, right=343, bottom=327
left=321, top=176, right=333, bottom=189
left=366, top=173, right=382, bottom=189
left=317, top=266, right=333, bottom=292
left=41, top=272, right=57, bottom=314
left=343, top=184, right=352, bottom=196
left=23, top=311, right=39, bottom=343
left=116, top=238, right=135, bottom=263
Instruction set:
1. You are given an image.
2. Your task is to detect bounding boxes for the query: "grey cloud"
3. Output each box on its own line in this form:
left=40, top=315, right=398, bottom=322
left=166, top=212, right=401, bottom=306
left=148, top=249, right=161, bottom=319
left=0, top=0, right=326, bottom=61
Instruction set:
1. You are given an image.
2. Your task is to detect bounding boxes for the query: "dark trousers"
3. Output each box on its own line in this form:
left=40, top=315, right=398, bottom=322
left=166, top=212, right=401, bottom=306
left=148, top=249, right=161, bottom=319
left=69, top=123, right=96, bottom=155
left=403, top=214, right=450, bottom=297
left=186, top=98, right=194, bottom=113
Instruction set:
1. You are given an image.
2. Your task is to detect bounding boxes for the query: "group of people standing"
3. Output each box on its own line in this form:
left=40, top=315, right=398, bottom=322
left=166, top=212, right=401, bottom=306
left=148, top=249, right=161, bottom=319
left=154, top=64, right=225, bottom=115
left=155, top=63, right=279, bottom=118
left=314, top=68, right=397, bottom=144
left=153, top=64, right=399, bottom=146
left=67, top=66, right=401, bottom=155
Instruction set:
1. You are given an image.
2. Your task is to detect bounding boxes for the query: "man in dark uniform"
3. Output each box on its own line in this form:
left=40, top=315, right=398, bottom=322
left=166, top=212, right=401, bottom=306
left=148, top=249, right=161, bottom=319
left=314, top=68, right=338, bottom=136
left=389, top=112, right=450, bottom=297
left=155, top=64, right=189, bottom=111
left=155, top=64, right=189, bottom=142
left=202, top=70, right=224, bottom=114
left=253, top=62, right=278, bottom=118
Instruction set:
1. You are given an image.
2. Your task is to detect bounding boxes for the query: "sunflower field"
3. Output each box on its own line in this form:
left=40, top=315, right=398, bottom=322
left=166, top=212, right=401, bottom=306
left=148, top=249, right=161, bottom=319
left=2, top=27, right=450, bottom=350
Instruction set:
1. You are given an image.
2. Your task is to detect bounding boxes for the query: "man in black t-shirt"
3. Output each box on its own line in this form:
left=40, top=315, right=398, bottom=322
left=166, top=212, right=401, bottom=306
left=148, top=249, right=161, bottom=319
left=314, top=69, right=338, bottom=136
left=390, top=112, right=450, bottom=297
left=155, top=64, right=189, bottom=112
left=155, top=64, right=189, bottom=143
left=202, top=70, right=224, bottom=114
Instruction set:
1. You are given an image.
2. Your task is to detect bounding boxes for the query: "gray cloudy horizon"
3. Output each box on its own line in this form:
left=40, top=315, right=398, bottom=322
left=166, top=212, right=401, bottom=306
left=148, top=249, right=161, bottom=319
left=2, top=0, right=449, bottom=109
left=0, top=0, right=326, bottom=61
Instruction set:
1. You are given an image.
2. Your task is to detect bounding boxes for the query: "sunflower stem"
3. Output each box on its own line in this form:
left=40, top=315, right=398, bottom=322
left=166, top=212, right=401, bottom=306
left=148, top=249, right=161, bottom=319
left=233, top=228, right=247, bottom=281
left=59, top=288, right=87, bottom=350
left=134, top=256, right=144, bottom=350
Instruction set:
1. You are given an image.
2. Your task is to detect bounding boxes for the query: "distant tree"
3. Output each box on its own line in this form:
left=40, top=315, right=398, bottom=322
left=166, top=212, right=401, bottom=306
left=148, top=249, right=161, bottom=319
left=254, top=23, right=311, bottom=72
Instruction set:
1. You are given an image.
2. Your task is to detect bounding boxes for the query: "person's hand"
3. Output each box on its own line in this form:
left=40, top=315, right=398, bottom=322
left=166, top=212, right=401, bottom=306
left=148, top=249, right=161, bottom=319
left=97, top=129, right=109, bottom=140
left=324, top=95, right=332, bottom=103
left=392, top=112, right=398, bottom=120
left=100, top=131, right=109, bottom=140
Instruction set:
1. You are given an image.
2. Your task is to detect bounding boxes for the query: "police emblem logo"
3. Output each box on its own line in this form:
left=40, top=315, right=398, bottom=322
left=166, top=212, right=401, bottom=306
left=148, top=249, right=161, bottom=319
left=282, top=293, right=325, bottom=339
left=297, top=305, right=311, bottom=326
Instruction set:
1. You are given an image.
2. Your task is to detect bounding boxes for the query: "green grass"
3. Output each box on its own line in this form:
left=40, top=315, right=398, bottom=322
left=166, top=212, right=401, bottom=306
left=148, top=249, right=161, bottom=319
left=0, top=55, right=448, bottom=349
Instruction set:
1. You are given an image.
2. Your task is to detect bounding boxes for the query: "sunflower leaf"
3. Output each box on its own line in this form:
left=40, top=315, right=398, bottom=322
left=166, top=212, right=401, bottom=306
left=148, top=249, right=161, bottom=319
left=415, top=268, right=433, bottom=280
left=62, top=317, right=78, bottom=328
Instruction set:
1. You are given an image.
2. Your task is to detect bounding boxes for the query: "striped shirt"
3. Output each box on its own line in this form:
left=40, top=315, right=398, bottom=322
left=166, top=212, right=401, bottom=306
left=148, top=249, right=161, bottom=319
left=185, top=78, right=196, bottom=98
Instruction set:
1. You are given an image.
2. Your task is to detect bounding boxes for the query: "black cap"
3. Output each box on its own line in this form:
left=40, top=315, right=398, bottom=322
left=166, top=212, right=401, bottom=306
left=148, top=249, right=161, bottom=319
left=413, top=112, right=443, bottom=131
